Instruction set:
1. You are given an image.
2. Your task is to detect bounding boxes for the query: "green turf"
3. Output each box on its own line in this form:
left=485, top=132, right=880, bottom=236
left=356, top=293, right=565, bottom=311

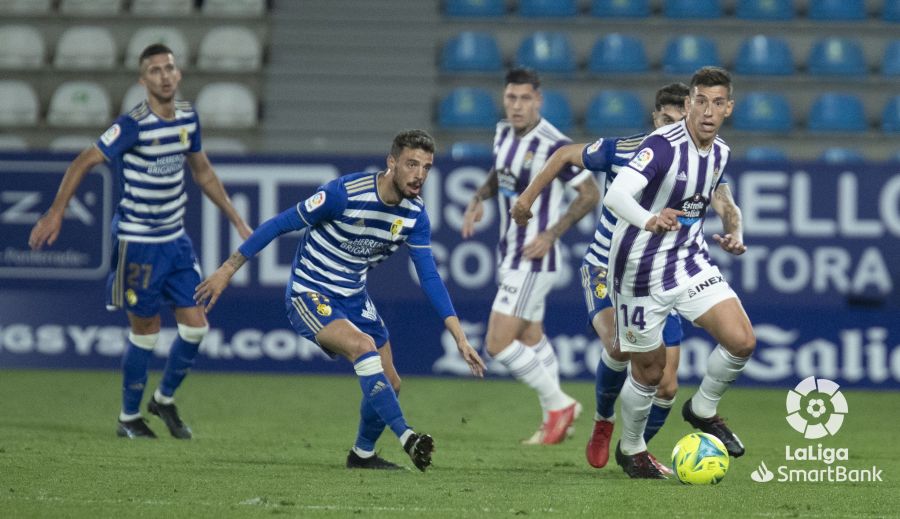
left=0, top=369, right=897, bottom=518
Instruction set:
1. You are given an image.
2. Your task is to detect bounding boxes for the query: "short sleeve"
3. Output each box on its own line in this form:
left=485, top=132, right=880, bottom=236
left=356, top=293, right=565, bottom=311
left=296, top=178, right=346, bottom=227
left=95, top=115, right=139, bottom=161
left=190, top=112, right=202, bottom=153
left=407, top=208, right=432, bottom=248
left=622, top=135, right=673, bottom=184
left=582, top=138, right=615, bottom=172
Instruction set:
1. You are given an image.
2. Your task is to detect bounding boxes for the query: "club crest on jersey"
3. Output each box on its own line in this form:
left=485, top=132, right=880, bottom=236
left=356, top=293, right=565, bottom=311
left=304, top=191, right=327, bottom=212
left=629, top=148, right=654, bottom=172
left=523, top=151, right=534, bottom=170
left=390, top=218, right=404, bottom=237
left=179, top=127, right=189, bottom=146
left=125, top=289, right=138, bottom=306
left=626, top=330, right=637, bottom=343
left=712, top=167, right=721, bottom=184
left=100, top=124, right=121, bottom=146
left=676, top=193, right=709, bottom=226
left=594, top=280, right=607, bottom=299
left=316, top=303, right=332, bottom=317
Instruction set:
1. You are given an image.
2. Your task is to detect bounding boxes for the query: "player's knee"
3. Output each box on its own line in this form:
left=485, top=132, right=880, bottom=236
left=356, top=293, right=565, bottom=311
left=485, top=334, right=510, bottom=357
left=349, top=334, right=378, bottom=358
left=177, top=323, right=209, bottom=344
left=128, top=332, right=159, bottom=351
left=728, top=327, right=756, bottom=358
left=657, top=380, right=678, bottom=400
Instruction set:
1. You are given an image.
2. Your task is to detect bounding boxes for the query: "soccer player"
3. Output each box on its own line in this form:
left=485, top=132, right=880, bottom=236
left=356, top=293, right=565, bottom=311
left=195, top=129, right=486, bottom=472
left=513, top=83, right=694, bottom=472
left=604, top=67, right=755, bottom=478
left=461, top=67, right=600, bottom=445
left=28, top=44, right=252, bottom=439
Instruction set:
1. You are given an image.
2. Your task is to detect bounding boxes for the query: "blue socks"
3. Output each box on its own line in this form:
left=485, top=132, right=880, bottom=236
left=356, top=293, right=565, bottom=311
left=644, top=397, right=674, bottom=443
left=121, top=337, right=154, bottom=416
left=595, top=349, right=628, bottom=419
left=159, top=335, right=200, bottom=398
left=355, top=396, right=387, bottom=453
left=354, top=351, right=409, bottom=439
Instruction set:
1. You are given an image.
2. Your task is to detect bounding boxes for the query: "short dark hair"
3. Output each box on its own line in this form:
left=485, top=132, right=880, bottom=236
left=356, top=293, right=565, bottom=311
left=505, top=67, right=540, bottom=90
left=655, top=82, right=689, bottom=110
left=391, top=129, right=435, bottom=158
left=138, top=43, right=174, bottom=67
left=690, top=66, right=733, bottom=98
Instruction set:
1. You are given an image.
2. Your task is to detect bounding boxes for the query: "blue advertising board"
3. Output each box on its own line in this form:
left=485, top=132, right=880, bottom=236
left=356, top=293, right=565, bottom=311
left=1, top=153, right=898, bottom=388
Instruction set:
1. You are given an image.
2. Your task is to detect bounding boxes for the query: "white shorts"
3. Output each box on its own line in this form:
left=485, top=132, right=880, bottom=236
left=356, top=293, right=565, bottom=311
left=491, top=269, right=558, bottom=322
left=613, top=266, right=737, bottom=353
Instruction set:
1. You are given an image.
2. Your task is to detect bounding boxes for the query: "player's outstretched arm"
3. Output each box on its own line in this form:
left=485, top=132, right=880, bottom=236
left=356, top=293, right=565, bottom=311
left=462, top=168, right=498, bottom=238
left=710, top=183, right=747, bottom=255
left=187, top=151, right=252, bottom=240
left=511, top=143, right=585, bottom=226
left=28, top=146, right=106, bottom=250
left=443, top=315, right=486, bottom=378
left=194, top=251, right=246, bottom=312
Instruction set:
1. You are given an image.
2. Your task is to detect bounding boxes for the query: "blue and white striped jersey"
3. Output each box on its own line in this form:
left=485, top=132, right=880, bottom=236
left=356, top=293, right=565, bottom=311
left=95, top=100, right=201, bottom=243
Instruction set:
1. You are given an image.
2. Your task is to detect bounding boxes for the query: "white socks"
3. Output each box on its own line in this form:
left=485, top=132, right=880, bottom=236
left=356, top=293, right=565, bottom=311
left=531, top=335, right=559, bottom=384
left=495, top=340, right=571, bottom=415
left=692, top=345, right=748, bottom=418
left=618, top=374, right=656, bottom=455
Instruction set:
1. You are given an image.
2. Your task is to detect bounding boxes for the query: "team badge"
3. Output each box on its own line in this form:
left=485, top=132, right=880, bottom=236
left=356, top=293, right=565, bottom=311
left=390, top=218, right=404, bottom=237
left=523, top=151, right=534, bottom=170
left=304, top=191, right=326, bottom=212
left=712, top=167, right=721, bottom=184
left=626, top=330, right=637, bottom=343
left=125, top=289, right=138, bottom=306
left=100, top=124, right=121, bottom=146
left=629, top=148, right=654, bottom=172
left=594, top=280, right=607, bottom=299
left=316, top=303, right=332, bottom=317
left=179, top=127, right=189, bottom=146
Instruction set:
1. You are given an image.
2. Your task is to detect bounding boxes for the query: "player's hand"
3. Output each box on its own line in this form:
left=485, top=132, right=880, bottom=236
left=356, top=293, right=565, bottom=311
left=713, top=233, right=747, bottom=255
left=645, top=208, right=684, bottom=234
left=511, top=197, right=534, bottom=226
left=28, top=210, right=63, bottom=250
left=194, top=265, right=236, bottom=313
left=522, top=231, right=554, bottom=259
left=456, top=338, right=486, bottom=378
left=461, top=198, right=483, bottom=239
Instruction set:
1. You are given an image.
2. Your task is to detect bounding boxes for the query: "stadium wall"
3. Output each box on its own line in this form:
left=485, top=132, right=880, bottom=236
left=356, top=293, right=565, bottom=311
left=2, top=154, right=898, bottom=389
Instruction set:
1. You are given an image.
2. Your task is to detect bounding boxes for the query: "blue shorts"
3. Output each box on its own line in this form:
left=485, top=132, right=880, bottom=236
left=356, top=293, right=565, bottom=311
left=286, top=289, right=389, bottom=358
left=580, top=264, right=683, bottom=346
left=106, top=233, right=202, bottom=317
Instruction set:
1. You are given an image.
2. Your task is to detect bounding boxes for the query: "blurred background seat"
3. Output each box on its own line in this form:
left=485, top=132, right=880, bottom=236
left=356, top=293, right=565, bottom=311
left=539, top=89, right=573, bottom=132
left=516, top=31, right=576, bottom=74
left=125, top=27, right=189, bottom=69
left=47, top=81, right=111, bottom=127
left=0, top=80, right=39, bottom=126
left=735, top=0, right=794, bottom=20
left=664, top=0, right=721, bottom=19
left=807, top=93, right=867, bottom=132
left=731, top=92, right=792, bottom=132
left=734, top=35, right=794, bottom=76
left=588, top=34, right=649, bottom=74
left=590, top=0, right=650, bottom=18
left=195, top=82, right=258, bottom=129
left=662, top=34, right=720, bottom=74
left=441, top=32, right=503, bottom=73
left=585, top=90, right=644, bottom=134
left=197, top=26, right=263, bottom=71
left=807, top=0, right=866, bottom=21
left=0, top=25, right=45, bottom=69
left=438, top=87, right=498, bottom=130
left=806, top=37, right=867, bottom=76
left=54, top=27, right=117, bottom=70
left=444, top=0, right=505, bottom=17
left=519, top=0, right=577, bottom=17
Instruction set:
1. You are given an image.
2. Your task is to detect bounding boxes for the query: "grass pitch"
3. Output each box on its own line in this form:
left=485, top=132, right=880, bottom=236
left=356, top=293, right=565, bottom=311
left=1, top=369, right=897, bottom=518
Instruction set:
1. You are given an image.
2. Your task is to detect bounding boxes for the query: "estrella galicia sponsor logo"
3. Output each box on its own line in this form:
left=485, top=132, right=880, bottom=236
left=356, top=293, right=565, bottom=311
left=686, top=274, right=725, bottom=298
left=675, top=193, right=708, bottom=226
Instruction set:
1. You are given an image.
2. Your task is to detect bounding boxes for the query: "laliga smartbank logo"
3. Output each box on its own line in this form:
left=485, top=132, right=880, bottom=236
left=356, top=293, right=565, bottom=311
left=750, top=377, right=883, bottom=484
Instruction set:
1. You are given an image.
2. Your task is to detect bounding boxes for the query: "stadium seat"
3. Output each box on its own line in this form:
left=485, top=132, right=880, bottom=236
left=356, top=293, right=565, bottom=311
left=808, top=0, right=866, bottom=21
left=885, top=0, right=900, bottom=22
left=49, top=135, right=95, bottom=153
left=47, top=81, right=111, bottom=127
left=588, top=33, right=649, bottom=74
left=744, top=146, right=788, bottom=161
left=585, top=90, right=645, bottom=134
left=734, top=35, right=794, bottom=76
left=450, top=141, right=493, bottom=161
left=881, top=96, right=900, bottom=132
left=819, top=147, right=865, bottom=163
left=197, top=26, right=262, bottom=71
left=441, top=32, right=503, bottom=73
left=662, top=35, right=720, bottom=74
left=0, top=134, right=28, bottom=151
left=591, top=0, right=650, bottom=17
left=195, top=83, right=258, bottom=129
left=202, top=0, right=266, bottom=17
left=516, top=32, right=576, bottom=74
left=807, top=93, right=868, bottom=132
left=735, top=0, right=794, bottom=20
left=807, top=37, right=867, bottom=76
left=438, top=87, right=498, bottom=129
left=664, top=0, right=721, bottom=19
left=444, top=0, right=505, bottom=17
left=881, top=40, right=900, bottom=75
left=54, top=27, right=117, bottom=70
left=0, top=80, right=39, bottom=126
left=0, top=25, right=46, bottom=69
left=520, top=0, right=577, bottom=17
left=131, top=0, right=192, bottom=16
left=540, top=89, right=573, bottom=132
left=59, top=0, right=122, bottom=15
left=731, top=92, right=792, bottom=132
left=125, top=27, right=189, bottom=69
left=120, top=83, right=147, bottom=113
left=202, top=137, right=248, bottom=155
left=0, top=0, right=51, bottom=14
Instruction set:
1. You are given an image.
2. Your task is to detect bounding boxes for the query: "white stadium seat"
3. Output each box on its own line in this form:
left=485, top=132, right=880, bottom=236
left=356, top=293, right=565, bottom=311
left=0, top=134, right=28, bottom=151
left=125, top=27, right=189, bottom=69
left=195, top=82, right=258, bottom=129
left=202, top=0, right=266, bottom=17
left=0, top=25, right=45, bottom=69
left=59, top=0, right=123, bottom=16
left=47, top=81, right=111, bottom=127
left=197, top=26, right=262, bottom=71
left=131, top=0, right=193, bottom=16
left=0, top=80, right=39, bottom=126
left=120, top=83, right=147, bottom=114
left=49, top=135, right=96, bottom=153
left=54, top=27, right=117, bottom=70
left=0, top=0, right=51, bottom=14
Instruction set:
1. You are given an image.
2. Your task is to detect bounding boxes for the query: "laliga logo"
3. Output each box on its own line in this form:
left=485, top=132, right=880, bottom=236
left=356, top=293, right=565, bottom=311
left=785, top=376, right=848, bottom=439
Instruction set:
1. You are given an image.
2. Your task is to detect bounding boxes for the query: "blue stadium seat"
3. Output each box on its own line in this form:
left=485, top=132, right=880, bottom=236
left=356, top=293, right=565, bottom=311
left=516, top=32, right=576, bottom=74
left=735, top=0, right=794, bottom=20
left=731, top=92, right=792, bottom=132
left=539, top=89, right=573, bottom=131
left=585, top=90, right=645, bottom=134
left=438, top=87, right=498, bottom=129
left=588, top=34, right=648, bottom=74
left=662, top=35, right=720, bottom=74
left=808, top=0, right=866, bottom=21
left=441, top=32, right=502, bottom=73
left=881, top=96, right=900, bottom=132
left=591, top=0, right=650, bottom=17
left=450, top=141, right=493, bottom=161
left=444, top=0, right=505, bottom=17
left=520, top=0, right=577, bottom=17
left=881, top=40, right=900, bottom=75
left=744, top=146, right=788, bottom=162
left=664, top=0, right=721, bottom=19
left=807, top=37, right=867, bottom=76
left=734, top=35, right=794, bottom=75
left=885, top=0, right=900, bottom=22
left=807, top=93, right=868, bottom=132
left=820, top=147, right=865, bottom=163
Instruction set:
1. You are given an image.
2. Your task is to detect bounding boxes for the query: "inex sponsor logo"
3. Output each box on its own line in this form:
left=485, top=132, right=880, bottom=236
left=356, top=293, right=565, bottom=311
left=304, top=191, right=326, bottom=212
left=675, top=193, right=708, bottom=226
left=786, top=376, right=847, bottom=439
